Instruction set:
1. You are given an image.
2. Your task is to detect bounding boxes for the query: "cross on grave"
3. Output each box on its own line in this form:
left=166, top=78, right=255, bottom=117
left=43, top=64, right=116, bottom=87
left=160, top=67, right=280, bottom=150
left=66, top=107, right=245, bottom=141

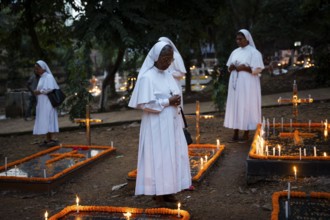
left=46, top=150, right=85, bottom=164
left=74, top=105, right=103, bottom=145
left=277, top=80, right=313, bottom=121
left=186, top=101, right=214, bottom=144
left=279, top=129, right=316, bottom=146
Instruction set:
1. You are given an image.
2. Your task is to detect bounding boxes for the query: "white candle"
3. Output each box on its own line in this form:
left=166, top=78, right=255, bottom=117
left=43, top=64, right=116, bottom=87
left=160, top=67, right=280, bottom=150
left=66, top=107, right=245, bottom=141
left=216, top=139, right=220, bottom=148
left=287, top=182, right=290, bottom=200
left=266, top=145, right=269, bottom=156
left=177, top=202, right=181, bottom=217
left=293, top=166, right=297, bottom=180
left=43, top=169, right=47, bottom=178
left=281, top=117, right=284, bottom=132
left=273, top=147, right=275, bottom=156
left=205, top=155, right=208, bottom=163
left=314, top=146, right=317, bottom=157
left=285, top=200, right=289, bottom=219
left=278, top=145, right=281, bottom=157
left=303, top=148, right=306, bottom=157
left=200, top=157, right=204, bottom=168
left=308, top=120, right=311, bottom=132
left=4, top=157, right=7, bottom=171
left=299, top=148, right=302, bottom=160
left=44, top=210, right=48, bottom=220
left=123, top=212, right=132, bottom=220
left=324, top=152, right=327, bottom=157
left=76, top=195, right=79, bottom=213
left=111, top=141, right=114, bottom=147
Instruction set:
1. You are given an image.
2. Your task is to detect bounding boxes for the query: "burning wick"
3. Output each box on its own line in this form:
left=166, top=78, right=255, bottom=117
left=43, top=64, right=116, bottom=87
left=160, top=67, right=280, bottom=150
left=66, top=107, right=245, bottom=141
left=177, top=202, right=181, bottom=217
left=76, top=195, right=79, bottom=213
left=293, top=166, right=297, bottom=180
left=44, top=210, right=48, bottom=220
left=123, top=212, right=132, bottom=220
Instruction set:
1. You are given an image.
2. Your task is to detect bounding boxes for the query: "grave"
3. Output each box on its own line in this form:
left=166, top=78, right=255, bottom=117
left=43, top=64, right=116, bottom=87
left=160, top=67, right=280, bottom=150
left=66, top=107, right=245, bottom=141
left=127, top=144, right=225, bottom=189
left=0, top=144, right=116, bottom=192
left=246, top=122, right=330, bottom=183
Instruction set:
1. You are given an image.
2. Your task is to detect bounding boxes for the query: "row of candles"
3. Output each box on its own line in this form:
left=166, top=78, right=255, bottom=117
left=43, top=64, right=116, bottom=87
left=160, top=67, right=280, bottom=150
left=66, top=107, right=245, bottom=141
left=262, top=118, right=328, bottom=137
left=257, top=143, right=328, bottom=158
left=44, top=195, right=183, bottom=219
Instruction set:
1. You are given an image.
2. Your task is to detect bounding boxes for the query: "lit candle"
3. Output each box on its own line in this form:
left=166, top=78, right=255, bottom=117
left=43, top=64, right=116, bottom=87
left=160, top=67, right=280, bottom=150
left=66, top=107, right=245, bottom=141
left=177, top=202, right=181, bottom=217
left=205, top=155, right=208, bottom=163
left=299, top=148, right=302, bottom=160
left=111, top=141, right=114, bottom=147
left=313, top=146, right=317, bottom=157
left=303, top=148, right=306, bottom=157
left=44, top=210, right=48, bottom=220
left=324, top=152, right=327, bottom=157
left=285, top=200, right=289, bottom=218
left=278, top=145, right=281, bottom=157
left=287, top=182, right=290, bottom=200
left=76, top=195, right=79, bottom=213
left=266, top=145, right=269, bottom=156
left=293, top=166, right=297, bottom=180
left=43, top=169, right=47, bottom=178
left=200, top=157, right=204, bottom=169
left=273, top=147, right=275, bottom=156
left=216, top=139, right=220, bottom=148
left=123, top=212, right=132, bottom=220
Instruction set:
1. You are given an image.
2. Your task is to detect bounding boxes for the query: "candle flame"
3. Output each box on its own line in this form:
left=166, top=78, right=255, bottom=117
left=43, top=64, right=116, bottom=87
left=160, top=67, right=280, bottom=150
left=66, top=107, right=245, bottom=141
left=324, top=152, right=327, bottom=157
left=293, top=166, right=297, bottom=173
left=178, top=202, right=181, bottom=208
left=123, top=212, right=132, bottom=217
left=45, top=210, right=48, bottom=218
left=76, top=195, right=79, bottom=204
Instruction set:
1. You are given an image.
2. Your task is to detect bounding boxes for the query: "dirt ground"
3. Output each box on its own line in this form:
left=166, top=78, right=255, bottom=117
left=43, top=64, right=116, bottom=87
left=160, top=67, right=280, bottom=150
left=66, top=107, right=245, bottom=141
left=0, top=69, right=330, bottom=220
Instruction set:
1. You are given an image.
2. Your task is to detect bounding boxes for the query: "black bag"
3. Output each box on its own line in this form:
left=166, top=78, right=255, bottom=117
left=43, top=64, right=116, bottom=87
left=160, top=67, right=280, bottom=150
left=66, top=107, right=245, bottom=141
left=47, top=89, right=66, bottom=107
left=180, top=108, right=193, bottom=145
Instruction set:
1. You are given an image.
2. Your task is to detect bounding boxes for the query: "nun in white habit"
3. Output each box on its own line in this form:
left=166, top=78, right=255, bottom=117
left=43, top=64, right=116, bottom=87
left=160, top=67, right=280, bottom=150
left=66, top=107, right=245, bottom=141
left=128, top=41, right=191, bottom=202
left=224, top=29, right=264, bottom=142
left=33, top=60, right=59, bottom=146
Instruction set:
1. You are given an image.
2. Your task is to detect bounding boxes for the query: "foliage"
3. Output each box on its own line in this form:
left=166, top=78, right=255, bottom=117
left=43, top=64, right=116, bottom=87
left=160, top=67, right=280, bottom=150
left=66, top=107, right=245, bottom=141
left=212, top=65, right=229, bottom=112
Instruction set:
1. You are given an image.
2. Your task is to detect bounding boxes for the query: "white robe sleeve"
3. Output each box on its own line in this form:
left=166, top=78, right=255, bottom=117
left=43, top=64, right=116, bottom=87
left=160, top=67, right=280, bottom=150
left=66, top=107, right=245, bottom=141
left=137, top=98, right=169, bottom=113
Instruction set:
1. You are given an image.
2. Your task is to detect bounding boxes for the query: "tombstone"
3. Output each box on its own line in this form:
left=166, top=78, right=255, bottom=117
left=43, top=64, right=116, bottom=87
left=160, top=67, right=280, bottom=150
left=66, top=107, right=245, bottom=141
left=5, top=90, right=30, bottom=118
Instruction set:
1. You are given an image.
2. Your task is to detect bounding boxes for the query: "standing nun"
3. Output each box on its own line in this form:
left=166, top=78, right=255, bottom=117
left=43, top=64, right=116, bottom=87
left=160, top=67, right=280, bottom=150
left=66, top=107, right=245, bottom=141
left=128, top=41, right=191, bottom=204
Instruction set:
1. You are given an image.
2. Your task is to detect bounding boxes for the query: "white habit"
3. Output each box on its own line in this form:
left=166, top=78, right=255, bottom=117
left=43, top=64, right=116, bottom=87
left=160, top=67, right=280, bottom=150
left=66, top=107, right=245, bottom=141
left=224, top=43, right=264, bottom=130
left=129, top=41, right=191, bottom=196
left=33, top=72, right=59, bottom=135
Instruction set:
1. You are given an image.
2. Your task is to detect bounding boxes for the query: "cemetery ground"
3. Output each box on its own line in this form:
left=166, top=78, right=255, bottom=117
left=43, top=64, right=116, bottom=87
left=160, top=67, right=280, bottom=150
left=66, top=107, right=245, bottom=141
left=0, top=70, right=330, bottom=220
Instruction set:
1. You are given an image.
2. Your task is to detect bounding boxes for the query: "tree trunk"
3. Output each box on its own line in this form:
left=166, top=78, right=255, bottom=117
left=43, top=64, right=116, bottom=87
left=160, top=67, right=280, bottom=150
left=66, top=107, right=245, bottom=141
left=99, top=46, right=126, bottom=111
left=184, top=57, right=192, bottom=94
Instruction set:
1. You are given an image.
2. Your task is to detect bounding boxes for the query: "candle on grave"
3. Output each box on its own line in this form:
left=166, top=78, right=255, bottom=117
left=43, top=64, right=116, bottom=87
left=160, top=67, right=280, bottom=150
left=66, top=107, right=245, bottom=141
left=205, top=155, right=208, bottom=163
left=200, top=157, right=204, bottom=169
left=287, top=182, right=290, bottom=200
left=299, top=148, right=302, bottom=160
left=44, top=210, right=48, bottom=220
left=111, top=141, right=114, bottom=147
left=266, top=145, right=269, bottom=156
left=281, top=117, right=284, bottom=132
left=123, top=212, right=132, bottom=220
left=273, top=147, right=275, bottom=156
left=76, top=195, right=79, bottom=213
left=324, top=152, right=327, bottom=157
left=216, top=139, right=220, bottom=148
left=267, top=118, right=270, bottom=137
left=43, top=169, right=47, bottom=178
left=177, top=202, right=181, bottom=217
left=293, top=166, right=297, bottom=180
left=303, top=148, right=306, bottom=157
left=4, top=157, right=7, bottom=171
left=285, top=200, right=289, bottom=219
left=308, top=120, right=311, bottom=132
left=278, top=145, right=281, bottom=157
left=313, top=146, right=317, bottom=157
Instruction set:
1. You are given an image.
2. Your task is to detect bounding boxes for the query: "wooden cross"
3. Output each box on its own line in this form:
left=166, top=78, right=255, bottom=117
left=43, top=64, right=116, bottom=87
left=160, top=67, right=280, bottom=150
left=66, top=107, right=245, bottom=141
left=186, top=101, right=214, bottom=144
left=277, top=80, right=313, bottom=121
left=74, top=105, right=102, bottom=145
left=46, top=150, right=85, bottom=164
left=279, top=129, right=316, bottom=145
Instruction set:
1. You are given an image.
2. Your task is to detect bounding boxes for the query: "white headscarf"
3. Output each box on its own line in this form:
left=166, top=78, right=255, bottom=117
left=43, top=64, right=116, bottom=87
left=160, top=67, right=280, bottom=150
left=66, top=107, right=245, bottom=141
left=238, top=29, right=256, bottom=48
left=128, top=41, right=171, bottom=108
left=36, top=60, right=53, bottom=75
left=158, top=37, right=186, bottom=73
